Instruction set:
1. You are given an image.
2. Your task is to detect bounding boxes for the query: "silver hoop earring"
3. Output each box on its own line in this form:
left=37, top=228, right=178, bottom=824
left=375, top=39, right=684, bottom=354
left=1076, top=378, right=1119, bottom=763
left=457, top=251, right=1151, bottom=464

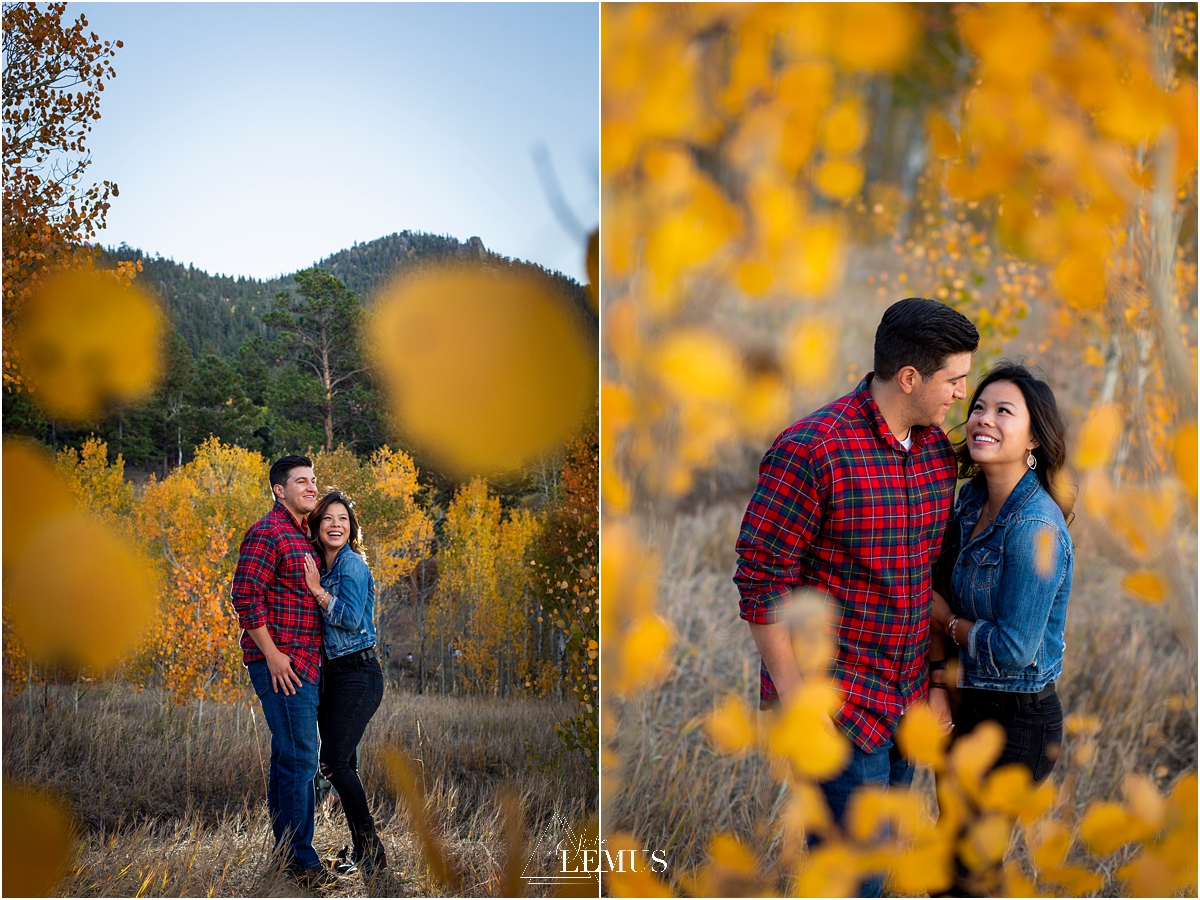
left=1027, top=450, right=1037, bottom=469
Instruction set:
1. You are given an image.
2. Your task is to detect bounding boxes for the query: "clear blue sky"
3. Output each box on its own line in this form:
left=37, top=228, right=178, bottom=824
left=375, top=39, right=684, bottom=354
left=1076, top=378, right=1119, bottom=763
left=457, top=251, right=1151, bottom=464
left=70, top=3, right=598, bottom=282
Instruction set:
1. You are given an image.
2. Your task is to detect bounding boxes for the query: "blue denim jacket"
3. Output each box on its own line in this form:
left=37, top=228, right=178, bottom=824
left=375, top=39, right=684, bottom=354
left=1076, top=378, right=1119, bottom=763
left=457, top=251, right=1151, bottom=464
left=949, top=468, right=1073, bottom=692
left=319, top=544, right=377, bottom=659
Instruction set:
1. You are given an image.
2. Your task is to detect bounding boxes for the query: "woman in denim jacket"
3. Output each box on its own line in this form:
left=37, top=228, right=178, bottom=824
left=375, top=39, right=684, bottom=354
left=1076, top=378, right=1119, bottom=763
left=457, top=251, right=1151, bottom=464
left=302, top=490, right=386, bottom=874
left=930, top=361, right=1074, bottom=778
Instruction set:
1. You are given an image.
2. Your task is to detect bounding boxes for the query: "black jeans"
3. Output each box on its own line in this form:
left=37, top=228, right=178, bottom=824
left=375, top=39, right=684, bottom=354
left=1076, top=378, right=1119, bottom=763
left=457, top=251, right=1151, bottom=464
left=318, top=652, right=384, bottom=839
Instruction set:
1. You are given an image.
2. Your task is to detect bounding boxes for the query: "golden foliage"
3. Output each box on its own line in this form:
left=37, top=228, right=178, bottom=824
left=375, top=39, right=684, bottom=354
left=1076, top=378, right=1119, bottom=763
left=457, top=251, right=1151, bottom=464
left=2, top=781, right=73, bottom=897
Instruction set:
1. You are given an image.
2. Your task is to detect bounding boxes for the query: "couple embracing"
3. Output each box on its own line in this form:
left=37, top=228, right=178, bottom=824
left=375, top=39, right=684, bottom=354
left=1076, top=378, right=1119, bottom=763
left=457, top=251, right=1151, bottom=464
left=231, top=455, right=387, bottom=889
left=736, top=298, right=1075, bottom=897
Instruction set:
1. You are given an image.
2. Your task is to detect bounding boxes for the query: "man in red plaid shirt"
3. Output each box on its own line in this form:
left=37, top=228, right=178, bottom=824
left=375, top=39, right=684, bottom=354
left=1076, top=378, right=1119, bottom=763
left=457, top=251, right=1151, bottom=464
left=231, top=454, right=335, bottom=889
left=735, top=298, right=978, bottom=897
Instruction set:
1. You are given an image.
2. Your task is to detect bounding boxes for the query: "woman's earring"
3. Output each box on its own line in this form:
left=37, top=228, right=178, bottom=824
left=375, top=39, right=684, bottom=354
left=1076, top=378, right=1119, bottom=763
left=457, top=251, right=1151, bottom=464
left=1027, top=450, right=1037, bottom=469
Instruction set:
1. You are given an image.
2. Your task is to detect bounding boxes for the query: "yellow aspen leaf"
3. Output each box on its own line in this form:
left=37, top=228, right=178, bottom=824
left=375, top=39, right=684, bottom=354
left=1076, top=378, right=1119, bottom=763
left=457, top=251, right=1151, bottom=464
left=1123, top=774, right=1168, bottom=830
left=1074, top=405, right=1121, bottom=471
left=1042, top=864, right=1103, bottom=895
left=822, top=100, right=865, bottom=155
left=1095, top=83, right=1172, bottom=145
left=1167, top=773, right=1198, bottom=827
left=783, top=779, right=832, bottom=837
left=652, top=329, right=744, bottom=405
left=740, top=373, right=790, bottom=435
left=950, top=720, right=1005, bottom=795
left=13, top=269, right=164, bottom=424
left=888, top=837, right=954, bottom=895
left=1053, top=252, right=1107, bottom=309
left=896, top=701, right=950, bottom=770
left=705, top=694, right=756, bottom=755
left=1064, top=713, right=1101, bottom=735
left=780, top=219, right=845, bottom=298
left=614, top=614, right=673, bottom=694
left=1073, top=741, right=1096, bottom=767
left=1001, top=860, right=1037, bottom=897
left=2, top=438, right=74, bottom=573
left=958, top=4, right=1050, bottom=84
left=709, top=833, right=755, bottom=874
left=7, top=512, right=157, bottom=671
left=1079, top=801, right=1147, bottom=856
left=1030, top=820, right=1071, bottom=871
left=1173, top=422, right=1197, bottom=497
left=1033, top=527, right=1056, bottom=579
left=1123, top=570, right=1167, bottom=604
left=815, top=158, right=865, bottom=201
left=782, top=317, right=839, bottom=390
left=847, top=785, right=930, bottom=843
left=1117, top=852, right=1174, bottom=899
left=926, top=113, right=960, bottom=159
left=768, top=681, right=851, bottom=780
left=958, top=813, right=1011, bottom=871
left=726, top=104, right=785, bottom=173
left=797, top=842, right=859, bottom=898
left=605, top=833, right=673, bottom=898
left=980, top=764, right=1033, bottom=816
left=1017, top=778, right=1057, bottom=825
left=831, top=3, right=916, bottom=71
left=2, top=782, right=73, bottom=898
left=737, top=259, right=773, bottom=296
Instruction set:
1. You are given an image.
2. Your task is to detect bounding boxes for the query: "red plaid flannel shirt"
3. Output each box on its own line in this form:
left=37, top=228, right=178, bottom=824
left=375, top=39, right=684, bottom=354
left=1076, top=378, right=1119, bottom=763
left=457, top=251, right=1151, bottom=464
left=231, top=501, right=323, bottom=684
left=734, top=375, right=957, bottom=752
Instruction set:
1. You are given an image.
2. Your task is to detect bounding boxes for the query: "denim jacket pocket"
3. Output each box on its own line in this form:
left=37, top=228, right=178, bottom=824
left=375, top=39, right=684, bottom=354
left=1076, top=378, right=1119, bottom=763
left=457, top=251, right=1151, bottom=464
left=967, top=544, right=1002, bottom=617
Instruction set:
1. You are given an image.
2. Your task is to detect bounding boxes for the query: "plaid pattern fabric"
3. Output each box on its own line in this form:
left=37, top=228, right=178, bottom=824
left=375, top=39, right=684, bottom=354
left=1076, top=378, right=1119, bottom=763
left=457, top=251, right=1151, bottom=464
left=734, top=375, right=957, bottom=752
left=231, top=501, right=323, bottom=684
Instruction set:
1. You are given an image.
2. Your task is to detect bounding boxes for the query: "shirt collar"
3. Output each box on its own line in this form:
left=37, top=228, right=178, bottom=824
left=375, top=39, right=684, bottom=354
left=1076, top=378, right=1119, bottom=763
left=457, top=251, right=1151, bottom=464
left=856, top=373, right=934, bottom=453
left=271, top=500, right=310, bottom=536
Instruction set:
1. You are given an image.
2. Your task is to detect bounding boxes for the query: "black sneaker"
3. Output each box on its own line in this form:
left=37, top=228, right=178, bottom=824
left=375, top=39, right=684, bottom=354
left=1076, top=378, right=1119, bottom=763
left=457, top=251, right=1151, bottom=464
left=287, top=864, right=339, bottom=890
left=331, top=845, right=356, bottom=875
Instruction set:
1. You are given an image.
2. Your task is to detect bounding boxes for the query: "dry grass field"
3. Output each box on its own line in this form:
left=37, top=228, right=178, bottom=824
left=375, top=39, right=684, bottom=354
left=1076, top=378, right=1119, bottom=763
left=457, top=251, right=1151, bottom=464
left=3, top=686, right=596, bottom=897
left=603, top=501, right=1197, bottom=896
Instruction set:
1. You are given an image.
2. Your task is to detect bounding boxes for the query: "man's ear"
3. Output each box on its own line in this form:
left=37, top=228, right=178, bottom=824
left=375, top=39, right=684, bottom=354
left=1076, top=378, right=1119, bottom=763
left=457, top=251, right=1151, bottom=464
left=896, top=365, right=920, bottom=395
left=271, top=483, right=284, bottom=501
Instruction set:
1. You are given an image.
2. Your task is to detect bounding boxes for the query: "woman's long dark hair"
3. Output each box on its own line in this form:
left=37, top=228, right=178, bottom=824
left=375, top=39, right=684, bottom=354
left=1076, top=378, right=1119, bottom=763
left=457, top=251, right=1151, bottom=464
left=953, top=360, right=1075, bottom=520
left=308, top=490, right=365, bottom=561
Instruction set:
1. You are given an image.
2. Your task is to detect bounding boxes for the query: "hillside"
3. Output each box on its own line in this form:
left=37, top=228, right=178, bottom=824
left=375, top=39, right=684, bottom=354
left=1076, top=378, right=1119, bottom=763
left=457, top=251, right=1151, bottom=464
left=102, top=231, right=594, bottom=358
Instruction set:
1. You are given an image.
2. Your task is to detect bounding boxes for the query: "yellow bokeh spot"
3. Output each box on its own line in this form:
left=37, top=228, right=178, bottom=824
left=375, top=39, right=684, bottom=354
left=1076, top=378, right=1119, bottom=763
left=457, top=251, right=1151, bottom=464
left=1042, top=864, right=1104, bottom=895
left=896, top=701, right=950, bottom=770
left=1074, top=405, right=1122, bottom=471
left=1173, top=422, right=1197, bottom=497
left=949, top=720, right=1005, bottom=794
left=815, top=157, right=866, bottom=201
left=1079, top=800, right=1150, bottom=856
left=1033, top=526, right=1056, bottom=580
left=1064, top=713, right=1101, bottom=735
left=705, top=694, right=757, bottom=756
left=14, top=269, right=164, bottom=424
left=1030, top=819, right=1071, bottom=871
left=1053, top=252, right=1108, bottom=309
left=780, top=219, right=845, bottom=298
left=652, top=329, right=744, bottom=405
left=926, top=113, right=961, bottom=159
left=957, top=813, right=1011, bottom=871
left=6, top=513, right=158, bottom=671
left=1017, top=778, right=1057, bottom=825
left=822, top=101, right=865, bottom=155
left=980, top=764, right=1033, bottom=816
left=783, top=318, right=839, bottom=390
left=3, top=439, right=74, bottom=573
left=369, top=266, right=595, bottom=476
left=2, top=782, right=73, bottom=898
left=614, top=614, right=674, bottom=695
left=831, top=3, right=916, bottom=71
left=1123, top=570, right=1168, bottom=604
left=768, top=681, right=851, bottom=780
left=888, top=837, right=954, bottom=895
left=797, top=842, right=859, bottom=898
left=1123, top=773, right=1168, bottom=830
left=605, top=833, right=673, bottom=898
left=1117, top=852, right=1175, bottom=899
left=737, top=259, right=774, bottom=297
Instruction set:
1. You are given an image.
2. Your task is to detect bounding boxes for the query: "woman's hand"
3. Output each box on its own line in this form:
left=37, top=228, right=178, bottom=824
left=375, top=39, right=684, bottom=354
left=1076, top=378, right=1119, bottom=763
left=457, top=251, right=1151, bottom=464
left=928, top=683, right=954, bottom=734
left=303, top=554, right=324, bottom=599
left=930, top=590, right=953, bottom=634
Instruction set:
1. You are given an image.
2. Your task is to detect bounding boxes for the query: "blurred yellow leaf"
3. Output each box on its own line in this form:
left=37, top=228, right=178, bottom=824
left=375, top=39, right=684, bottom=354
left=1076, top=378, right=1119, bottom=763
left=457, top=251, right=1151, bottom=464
left=831, top=3, right=916, bottom=71
left=815, top=158, right=865, bottom=200
left=1079, top=801, right=1148, bottom=856
left=370, top=266, right=595, bottom=476
left=1095, top=83, right=1172, bottom=145
left=896, top=701, right=950, bottom=770
left=1064, top=713, right=1101, bottom=736
left=1167, top=773, right=1197, bottom=826
left=888, top=836, right=953, bottom=895
left=1117, top=851, right=1175, bottom=899
left=780, top=219, right=845, bottom=298
left=927, top=113, right=960, bottom=159
left=606, top=832, right=673, bottom=897
left=1053, top=252, right=1108, bottom=309
left=13, top=269, right=164, bottom=424
left=705, top=694, right=757, bottom=756
left=737, top=259, right=773, bottom=297
left=847, top=785, right=930, bottom=844
left=1074, top=405, right=1121, bottom=471
left=784, top=779, right=832, bottom=838
left=1017, top=778, right=1057, bottom=825
left=1030, top=820, right=1071, bottom=871
left=782, top=318, right=839, bottom=389
left=1033, top=527, right=1056, bottom=579
left=958, top=813, right=1011, bottom=871
left=980, top=764, right=1033, bottom=816
left=797, top=841, right=859, bottom=898
left=7, top=513, right=157, bottom=671
left=614, top=614, right=674, bottom=694
left=709, top=832, right=755, bottom=874
left=1123, top=773, right=1168, bottom=830
left=2, top=781, right=73, bottom=898
left=1001, top=860, right=1037, bottom=897
left=1123, top=570, right=1168, bottom=604
left=652, top=329, right=744, bottom=405
left=739, top=372, right=790, bottom=435
left=950, top=720, right=1005, bottom=794
left=822, top=101, right=865, bottom=155
left=1173, top=422, right=1197, bottom=497
left=959, top=4, right=1051, bottom=84
left=768, top=681, right=851, bottom=780
left=1042, top=864, right=1103, bottom=896
left=3, top=438, right=74, bottom=573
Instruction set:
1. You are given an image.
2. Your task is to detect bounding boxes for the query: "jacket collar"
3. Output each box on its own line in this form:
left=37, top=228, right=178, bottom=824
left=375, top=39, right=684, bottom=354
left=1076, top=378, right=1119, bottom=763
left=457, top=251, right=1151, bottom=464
left=962, top=467, right=1042, bottom=524
left=857, top=373, right=935, bottom=453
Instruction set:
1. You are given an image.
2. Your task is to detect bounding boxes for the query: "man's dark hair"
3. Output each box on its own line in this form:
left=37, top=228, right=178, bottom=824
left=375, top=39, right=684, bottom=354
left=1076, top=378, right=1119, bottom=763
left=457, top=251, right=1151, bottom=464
left=269, top=455, right=313, bottom=492
left=873, top=298, right=980, bottom=380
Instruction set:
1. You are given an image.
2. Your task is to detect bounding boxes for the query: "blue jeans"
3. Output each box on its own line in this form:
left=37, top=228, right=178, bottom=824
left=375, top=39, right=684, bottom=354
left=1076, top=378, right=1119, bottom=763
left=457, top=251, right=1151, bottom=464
left=815, top=736, right=913, bottom=898
left=247, top=661, right=321, bottom=871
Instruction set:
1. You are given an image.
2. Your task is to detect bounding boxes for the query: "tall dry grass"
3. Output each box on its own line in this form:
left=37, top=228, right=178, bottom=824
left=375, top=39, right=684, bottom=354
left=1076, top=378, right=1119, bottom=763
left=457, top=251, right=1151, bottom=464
left=603, top=501, right=1197, bottom=895
left=3, top=685, right=595, bottom=897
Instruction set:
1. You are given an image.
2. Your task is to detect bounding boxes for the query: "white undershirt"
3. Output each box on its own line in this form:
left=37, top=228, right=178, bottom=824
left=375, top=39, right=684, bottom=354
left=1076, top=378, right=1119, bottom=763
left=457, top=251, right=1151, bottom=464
left=898, top=430, right=913, bottom=451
